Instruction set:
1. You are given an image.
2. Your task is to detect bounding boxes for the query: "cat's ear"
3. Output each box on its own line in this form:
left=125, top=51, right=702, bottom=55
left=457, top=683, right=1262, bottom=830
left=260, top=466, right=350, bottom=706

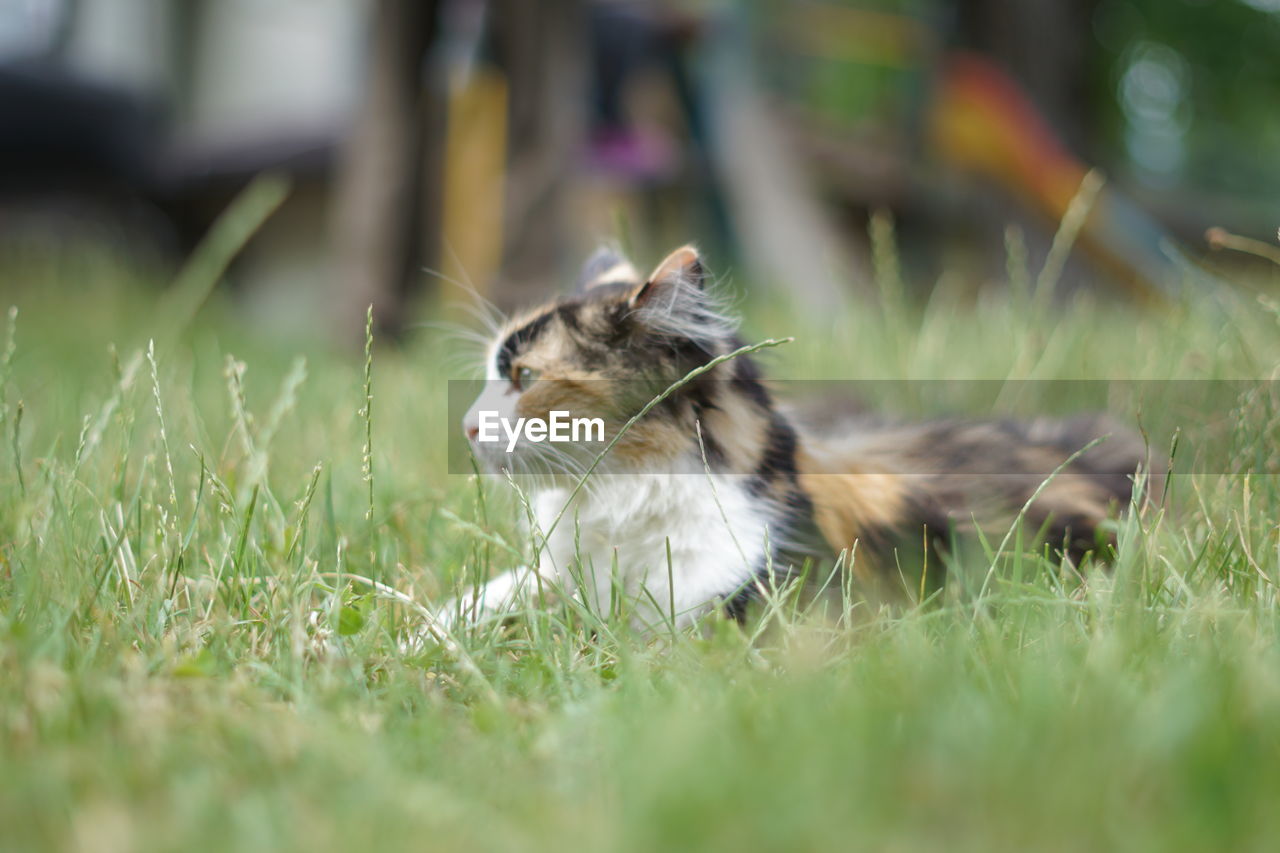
left=629, top=245, right=705, bottom=309
left=577, top=246, right=640, bottom=291
left=626, top=245, right=734, bottom=342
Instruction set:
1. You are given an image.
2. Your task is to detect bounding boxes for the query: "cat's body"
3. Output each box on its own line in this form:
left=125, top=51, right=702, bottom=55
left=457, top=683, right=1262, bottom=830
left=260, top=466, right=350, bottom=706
left=443, top=246, right=1152, bottom=629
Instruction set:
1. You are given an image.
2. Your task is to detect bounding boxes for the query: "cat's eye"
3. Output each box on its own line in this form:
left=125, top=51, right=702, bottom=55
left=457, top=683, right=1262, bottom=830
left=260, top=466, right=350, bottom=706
left=511, top=365, right=539, bottom=391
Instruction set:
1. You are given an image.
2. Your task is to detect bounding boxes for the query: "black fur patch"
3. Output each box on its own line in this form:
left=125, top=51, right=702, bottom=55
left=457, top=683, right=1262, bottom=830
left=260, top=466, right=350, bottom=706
left=722, top=560, right=770, bottom=622
left=496, top=312, right=554, bottom=376
left=749, top=413, right=800, bottom=496
left=555, top=304, right=583, bottom=334
left=732, top=358, right=772, bottom=411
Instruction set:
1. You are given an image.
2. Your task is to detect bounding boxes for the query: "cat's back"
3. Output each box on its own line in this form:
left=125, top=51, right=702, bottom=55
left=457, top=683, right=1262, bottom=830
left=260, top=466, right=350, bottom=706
left=793, top=412, right=1161, bottom=580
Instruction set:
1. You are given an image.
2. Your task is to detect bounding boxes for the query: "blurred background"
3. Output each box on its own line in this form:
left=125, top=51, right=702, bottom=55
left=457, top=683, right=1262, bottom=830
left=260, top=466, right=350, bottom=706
left=0, top=0, right=1277, bottom=346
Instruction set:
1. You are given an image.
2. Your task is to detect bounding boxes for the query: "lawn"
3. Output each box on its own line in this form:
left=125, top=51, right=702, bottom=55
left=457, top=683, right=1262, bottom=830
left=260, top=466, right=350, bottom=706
left=3, top=226, right=1280, bottom=852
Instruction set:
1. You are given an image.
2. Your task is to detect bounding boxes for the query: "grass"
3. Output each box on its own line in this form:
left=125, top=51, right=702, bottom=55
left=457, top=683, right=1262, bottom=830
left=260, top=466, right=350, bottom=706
left=3, top=220, right=1280, bottom=853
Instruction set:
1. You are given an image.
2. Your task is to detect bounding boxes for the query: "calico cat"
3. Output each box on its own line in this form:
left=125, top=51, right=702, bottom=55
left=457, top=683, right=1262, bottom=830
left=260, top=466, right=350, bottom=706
left=443, top=245, right=1152, bottom=629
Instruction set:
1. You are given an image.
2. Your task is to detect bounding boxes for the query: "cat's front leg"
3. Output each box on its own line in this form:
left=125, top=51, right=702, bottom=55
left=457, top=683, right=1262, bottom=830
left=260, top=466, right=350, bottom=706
left=401, top=566, right=550, bottom=653
left=434, top=565, right=562, bottom=630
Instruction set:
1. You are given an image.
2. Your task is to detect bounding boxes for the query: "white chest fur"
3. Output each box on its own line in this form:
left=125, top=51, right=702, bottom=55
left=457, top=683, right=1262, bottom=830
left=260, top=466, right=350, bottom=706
left=442, top=468, right=773, bottom=630
left=532, top=470, right=772, bottom=626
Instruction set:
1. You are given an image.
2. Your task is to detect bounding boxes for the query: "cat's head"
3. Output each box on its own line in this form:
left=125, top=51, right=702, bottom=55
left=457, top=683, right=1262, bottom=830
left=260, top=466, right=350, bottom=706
left=462, top=245, right=747, bottom=475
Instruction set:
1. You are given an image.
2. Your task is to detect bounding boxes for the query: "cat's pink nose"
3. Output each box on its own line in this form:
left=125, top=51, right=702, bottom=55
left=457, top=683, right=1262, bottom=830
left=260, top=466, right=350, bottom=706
left=465, top=423, right=480, bottom=441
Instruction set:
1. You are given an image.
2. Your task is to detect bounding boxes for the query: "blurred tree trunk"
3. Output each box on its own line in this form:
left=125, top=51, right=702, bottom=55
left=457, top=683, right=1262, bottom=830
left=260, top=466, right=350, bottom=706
left=167, top=0, right=205, bottom=124
left=955, top=0, right=1098, bottom=154
left=489, top=0, right=586, bottom=308
left=332, top=0, right=444, bottom=342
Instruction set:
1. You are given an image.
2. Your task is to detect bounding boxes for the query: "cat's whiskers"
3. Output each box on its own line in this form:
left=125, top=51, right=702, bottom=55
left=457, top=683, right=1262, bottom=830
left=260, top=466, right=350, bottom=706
left=421, top=263, right=506, bottom=337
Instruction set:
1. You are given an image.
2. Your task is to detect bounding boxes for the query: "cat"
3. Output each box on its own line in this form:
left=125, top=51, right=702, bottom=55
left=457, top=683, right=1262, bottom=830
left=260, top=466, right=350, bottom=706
left=439, top=244, right=1153, bottom=630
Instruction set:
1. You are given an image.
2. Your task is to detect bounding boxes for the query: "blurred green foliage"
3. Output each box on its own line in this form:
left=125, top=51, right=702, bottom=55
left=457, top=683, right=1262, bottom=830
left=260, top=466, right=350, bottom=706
left=1094, top=0, right=1280, bottom=196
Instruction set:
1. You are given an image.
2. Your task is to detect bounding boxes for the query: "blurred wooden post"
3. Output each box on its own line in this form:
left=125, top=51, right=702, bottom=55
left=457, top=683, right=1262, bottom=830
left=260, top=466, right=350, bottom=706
left=489, top=0, right=586, bottom=307
left=440, top=67, right=508, bottom=304
left=332, top=0, right=443, bottom=342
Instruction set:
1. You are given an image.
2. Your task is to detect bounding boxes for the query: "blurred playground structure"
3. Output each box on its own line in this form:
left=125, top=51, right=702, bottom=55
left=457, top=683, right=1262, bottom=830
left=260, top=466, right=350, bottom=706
left=1, top=0, right=1278, bottom=342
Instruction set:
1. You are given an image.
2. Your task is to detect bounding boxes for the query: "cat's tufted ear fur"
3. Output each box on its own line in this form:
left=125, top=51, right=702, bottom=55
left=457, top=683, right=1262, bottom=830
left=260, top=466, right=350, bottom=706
left=577, top=246, right=641, bottom=291
left=628, top=245, right=736, bottom=344
left=629, top=245, right=705, bottom=308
